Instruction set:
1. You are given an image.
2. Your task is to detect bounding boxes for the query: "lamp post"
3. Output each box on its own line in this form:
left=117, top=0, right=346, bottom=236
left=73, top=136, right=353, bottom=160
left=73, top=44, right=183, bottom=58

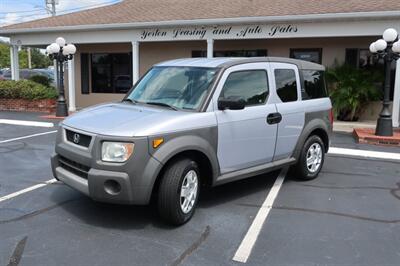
left=369, top=28, right=400, bottom=136
left=46, top=37, right=76, bottom=117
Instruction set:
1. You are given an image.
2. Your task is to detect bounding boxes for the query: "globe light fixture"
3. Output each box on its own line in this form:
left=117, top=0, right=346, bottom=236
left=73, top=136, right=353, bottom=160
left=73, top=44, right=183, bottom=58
left=383, top=28, right=398, bottom=42
left=393, top=41, right=400, bottom=53
left=374, top=39, right=387, bottom=51
left=369, top=28, right=400, bottom=136
left=369, top=42, right=377, bottom=53
left=46, top=37, right=76, bottom=117
left=56, top=37, right=66, bottom=47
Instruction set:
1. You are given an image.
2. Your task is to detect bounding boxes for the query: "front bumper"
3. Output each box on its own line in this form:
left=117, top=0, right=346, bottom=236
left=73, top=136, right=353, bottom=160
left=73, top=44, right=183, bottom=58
left=51, top=154, right=134, bottom=204
left=51, top=126, right=163, bottom=205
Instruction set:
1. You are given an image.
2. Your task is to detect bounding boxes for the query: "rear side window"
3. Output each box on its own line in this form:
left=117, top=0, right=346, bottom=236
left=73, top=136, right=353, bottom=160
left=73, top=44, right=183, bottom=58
left=220, top=70, right=269, bottom=106
left=301, top=70, right=328, bottom=100
left=274, top=69, right=298, bottom=102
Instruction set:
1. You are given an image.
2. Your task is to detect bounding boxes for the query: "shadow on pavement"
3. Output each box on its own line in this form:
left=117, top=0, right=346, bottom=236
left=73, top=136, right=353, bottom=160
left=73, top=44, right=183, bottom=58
left=49, top=170, right=281, bottom=229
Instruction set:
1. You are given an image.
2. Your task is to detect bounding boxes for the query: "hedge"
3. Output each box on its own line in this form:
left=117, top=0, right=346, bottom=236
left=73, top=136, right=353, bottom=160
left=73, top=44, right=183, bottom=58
left=0, top=80, right=57, bottom=100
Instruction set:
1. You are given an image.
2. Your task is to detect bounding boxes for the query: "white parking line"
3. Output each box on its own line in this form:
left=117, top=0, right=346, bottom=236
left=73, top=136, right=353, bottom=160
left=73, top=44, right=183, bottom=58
left=0, top=130, right=57, bottom=144
left=328, top=147, right=400, bottom=161
left=232, top=168, right=287, bottom=264
left=0, top=119, right=54, bottom=128
left=0, top=179, right=58, bottom=203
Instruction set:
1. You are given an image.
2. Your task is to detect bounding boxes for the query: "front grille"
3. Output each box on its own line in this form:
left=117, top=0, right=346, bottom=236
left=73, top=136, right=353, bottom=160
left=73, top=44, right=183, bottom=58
left=65, top=129, right=92, bottom=148
left=59, top=155, right=90, bottom=179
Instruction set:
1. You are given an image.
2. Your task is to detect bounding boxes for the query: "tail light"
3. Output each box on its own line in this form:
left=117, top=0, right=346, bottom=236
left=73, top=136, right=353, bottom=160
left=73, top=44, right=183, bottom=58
left=329, top=108, right=334, bottom=125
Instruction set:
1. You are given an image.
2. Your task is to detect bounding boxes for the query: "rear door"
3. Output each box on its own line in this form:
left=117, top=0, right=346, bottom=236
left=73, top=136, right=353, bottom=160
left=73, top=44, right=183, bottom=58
left=270, top=63, right=305, bottom=160
left=212, top=63, right=278, bottom=174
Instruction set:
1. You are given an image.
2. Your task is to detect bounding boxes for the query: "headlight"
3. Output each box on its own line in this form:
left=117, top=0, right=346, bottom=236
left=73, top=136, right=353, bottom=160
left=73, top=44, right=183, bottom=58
left=101, top=142, right=134, bottom=162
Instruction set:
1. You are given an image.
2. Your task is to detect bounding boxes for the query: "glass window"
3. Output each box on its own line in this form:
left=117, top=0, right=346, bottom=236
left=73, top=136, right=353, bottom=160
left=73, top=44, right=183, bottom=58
left=127, top=67, right=218, bottom=110
left=192, top=49, right=267, bottom=58
left=275, top=69, right=298, bottom=102
left=91, top=53, right=132, bottom=93
left=290, top=49, right=322, bottom=64
left=220, top=70, right=269, bottom=106
left=302, top=70, right=328, bottom=100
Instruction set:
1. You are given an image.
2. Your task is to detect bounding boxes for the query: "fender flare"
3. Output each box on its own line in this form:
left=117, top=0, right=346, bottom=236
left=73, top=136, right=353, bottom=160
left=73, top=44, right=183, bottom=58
left=148, top=134, right=220, bottom=187
left=292, top=118, right=331, bottom=160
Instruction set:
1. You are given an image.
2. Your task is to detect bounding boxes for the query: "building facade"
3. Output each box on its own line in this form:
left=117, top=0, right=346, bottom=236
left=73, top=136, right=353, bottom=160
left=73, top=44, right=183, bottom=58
left=1, top=0, right=400, bottom=126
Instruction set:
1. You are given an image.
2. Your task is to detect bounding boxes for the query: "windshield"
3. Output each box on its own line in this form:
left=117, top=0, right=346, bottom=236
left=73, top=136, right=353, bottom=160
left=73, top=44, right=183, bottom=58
left=126, top=66, right=219, bottom=110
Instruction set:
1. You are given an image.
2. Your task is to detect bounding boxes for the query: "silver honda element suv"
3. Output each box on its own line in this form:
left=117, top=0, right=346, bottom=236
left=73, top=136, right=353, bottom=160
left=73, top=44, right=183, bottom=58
left=51, top=57, right=332, bottom=225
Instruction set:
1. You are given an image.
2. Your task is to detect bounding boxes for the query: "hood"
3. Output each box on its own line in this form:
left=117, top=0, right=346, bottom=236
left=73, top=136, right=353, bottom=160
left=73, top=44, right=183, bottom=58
left=62, top=102, right=191, bottom=137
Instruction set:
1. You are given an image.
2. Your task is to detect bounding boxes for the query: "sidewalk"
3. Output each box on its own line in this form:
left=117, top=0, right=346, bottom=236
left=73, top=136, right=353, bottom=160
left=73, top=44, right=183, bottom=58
left=333, top=120, right=376, bottom=133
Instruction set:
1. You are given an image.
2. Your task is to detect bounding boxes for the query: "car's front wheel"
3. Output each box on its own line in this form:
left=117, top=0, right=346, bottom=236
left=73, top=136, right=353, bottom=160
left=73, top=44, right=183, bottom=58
left=158, top=158, right=200, bottom=225
left=294, top=135, right=325, bottom=180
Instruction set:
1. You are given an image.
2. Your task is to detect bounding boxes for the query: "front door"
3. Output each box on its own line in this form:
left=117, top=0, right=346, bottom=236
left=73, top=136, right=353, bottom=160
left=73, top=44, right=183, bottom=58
left=213, top=63, right=278, bottom=174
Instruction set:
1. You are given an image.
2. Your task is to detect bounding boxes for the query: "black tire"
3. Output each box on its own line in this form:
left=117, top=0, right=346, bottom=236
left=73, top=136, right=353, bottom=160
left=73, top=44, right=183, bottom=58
left=293, top=135, right=325, bottom=181
left=158, top=158, right=200, bottom=225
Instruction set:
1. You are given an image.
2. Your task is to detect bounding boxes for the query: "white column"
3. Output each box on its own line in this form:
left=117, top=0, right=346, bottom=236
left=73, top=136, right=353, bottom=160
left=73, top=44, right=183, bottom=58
left=68, top=58, right=76, bottom=112
left=207, top=39, right=214, bottom=58
left=10, top=45, right=19, bottom=80
left=132, top=41, right=140, bottom=84
left=392, top=59, right=400, bottom=128
left=9, top=46, right=14, bottom=79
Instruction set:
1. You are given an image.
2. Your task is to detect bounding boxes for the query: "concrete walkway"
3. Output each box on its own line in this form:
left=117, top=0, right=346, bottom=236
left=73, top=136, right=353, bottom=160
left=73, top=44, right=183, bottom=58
left=333, top=120, right=376, bottom=133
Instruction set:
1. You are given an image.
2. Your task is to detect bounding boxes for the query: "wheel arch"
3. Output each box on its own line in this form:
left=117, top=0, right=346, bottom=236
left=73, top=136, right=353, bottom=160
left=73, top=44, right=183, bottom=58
left=292, top=118, right=331, bottom=160
left=148, top=135, right=219, bottom=203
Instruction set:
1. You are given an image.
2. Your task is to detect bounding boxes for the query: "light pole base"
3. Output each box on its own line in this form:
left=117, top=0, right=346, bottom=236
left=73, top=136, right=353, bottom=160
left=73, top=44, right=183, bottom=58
left=56, top=101, right=69, bottom=117
left=375, top=116, right=393, bottom=136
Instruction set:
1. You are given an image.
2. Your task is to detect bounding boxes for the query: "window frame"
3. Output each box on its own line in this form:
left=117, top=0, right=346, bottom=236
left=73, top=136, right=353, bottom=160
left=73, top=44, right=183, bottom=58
left=89, top=52, right=133, bottom=94
left=218, top=69, right=270, bottom=108
left=290, top=48, right=323, bottom=64
left=300, top=69, right=328, bottom=100
left=273, top=67, right=301, bottom=103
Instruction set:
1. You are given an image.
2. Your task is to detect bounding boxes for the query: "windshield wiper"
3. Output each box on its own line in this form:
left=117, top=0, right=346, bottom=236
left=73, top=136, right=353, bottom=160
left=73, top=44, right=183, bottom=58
left=145, top=101, right=178, bottom=111
left=122, top=98, right=138, bottom=104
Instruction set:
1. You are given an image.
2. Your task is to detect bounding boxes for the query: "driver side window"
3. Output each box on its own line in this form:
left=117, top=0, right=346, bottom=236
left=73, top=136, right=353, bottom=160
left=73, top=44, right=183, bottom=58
left=220, top=70, right=269, bottom=106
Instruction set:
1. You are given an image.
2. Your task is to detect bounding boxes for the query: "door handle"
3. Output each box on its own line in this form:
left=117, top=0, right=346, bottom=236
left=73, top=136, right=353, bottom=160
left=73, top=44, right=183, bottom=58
left=267, top=112, right=282, bottom=124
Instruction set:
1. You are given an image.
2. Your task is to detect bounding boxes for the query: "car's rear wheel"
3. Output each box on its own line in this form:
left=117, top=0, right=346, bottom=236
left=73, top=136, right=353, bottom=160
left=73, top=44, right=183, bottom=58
left=294, top=135, right=325, bottom=180
left=158, top=158, right=200, bottom=225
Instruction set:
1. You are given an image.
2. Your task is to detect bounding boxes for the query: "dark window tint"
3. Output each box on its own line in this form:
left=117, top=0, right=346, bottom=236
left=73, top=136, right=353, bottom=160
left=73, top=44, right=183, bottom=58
left=275, top=69, right=298, bottom=102
left=302, top=70, right=328, bottom=100
left=290, top=49, right=322, bottom=64
left=192, top=49, right=267, bottom=58
left=81, top=53, right=90, bottom=94
left=91, top=53, right=132, bottom=93
left=220, top=70, right=269, bottom=106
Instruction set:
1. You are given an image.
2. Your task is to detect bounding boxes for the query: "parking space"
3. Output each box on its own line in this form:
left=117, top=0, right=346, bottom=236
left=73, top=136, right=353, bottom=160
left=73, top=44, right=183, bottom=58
left=0, top=111, right=400, bottom=265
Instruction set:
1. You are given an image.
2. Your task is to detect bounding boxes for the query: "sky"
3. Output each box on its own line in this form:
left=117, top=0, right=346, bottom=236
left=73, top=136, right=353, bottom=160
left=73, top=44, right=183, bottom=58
left=0, top=0, right=120, bottom=42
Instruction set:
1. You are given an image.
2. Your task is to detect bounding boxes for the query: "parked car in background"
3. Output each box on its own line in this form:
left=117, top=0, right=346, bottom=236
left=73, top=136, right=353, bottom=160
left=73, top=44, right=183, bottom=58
left=114, top=75, right=132, bottom=93
left=0, top=69, right=4, bottom=80
left=2, top=69, right=54, bottom=85
left=51, top=57, right=332, bottom=225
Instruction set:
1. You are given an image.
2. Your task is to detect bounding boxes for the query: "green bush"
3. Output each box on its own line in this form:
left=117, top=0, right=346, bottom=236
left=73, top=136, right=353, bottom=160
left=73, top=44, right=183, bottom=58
left=0, top=80, right=57, bottom=100
left=326, top=64, right=382, bottom=121
left=29, top=74, right=52, bottom=87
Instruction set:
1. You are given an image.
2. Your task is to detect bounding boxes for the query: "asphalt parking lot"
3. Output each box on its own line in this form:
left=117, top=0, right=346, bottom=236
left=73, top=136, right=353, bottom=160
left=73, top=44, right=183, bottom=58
left=1, top=111, right=400, bottom=266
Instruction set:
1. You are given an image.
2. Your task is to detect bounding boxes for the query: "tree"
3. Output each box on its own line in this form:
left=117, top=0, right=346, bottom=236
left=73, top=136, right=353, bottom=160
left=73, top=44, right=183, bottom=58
left=0, top=42, right=52, bottom=69
left=0, top=43, right=10, bottom=68
left=30, top=48, right=52, bottom=68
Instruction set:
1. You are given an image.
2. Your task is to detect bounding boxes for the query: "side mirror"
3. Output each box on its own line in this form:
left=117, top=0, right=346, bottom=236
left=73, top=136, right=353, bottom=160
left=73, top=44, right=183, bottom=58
left=218, top=96, right=246, bottom=110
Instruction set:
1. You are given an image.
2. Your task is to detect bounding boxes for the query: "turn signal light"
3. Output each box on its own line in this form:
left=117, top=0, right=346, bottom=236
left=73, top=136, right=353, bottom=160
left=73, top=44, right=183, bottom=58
left=152, top=138, right=164, bottom=148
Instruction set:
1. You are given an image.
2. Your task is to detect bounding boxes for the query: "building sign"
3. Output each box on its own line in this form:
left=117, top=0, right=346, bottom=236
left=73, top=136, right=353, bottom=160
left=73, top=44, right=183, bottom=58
left=139, top=24, right=299, bottom=41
